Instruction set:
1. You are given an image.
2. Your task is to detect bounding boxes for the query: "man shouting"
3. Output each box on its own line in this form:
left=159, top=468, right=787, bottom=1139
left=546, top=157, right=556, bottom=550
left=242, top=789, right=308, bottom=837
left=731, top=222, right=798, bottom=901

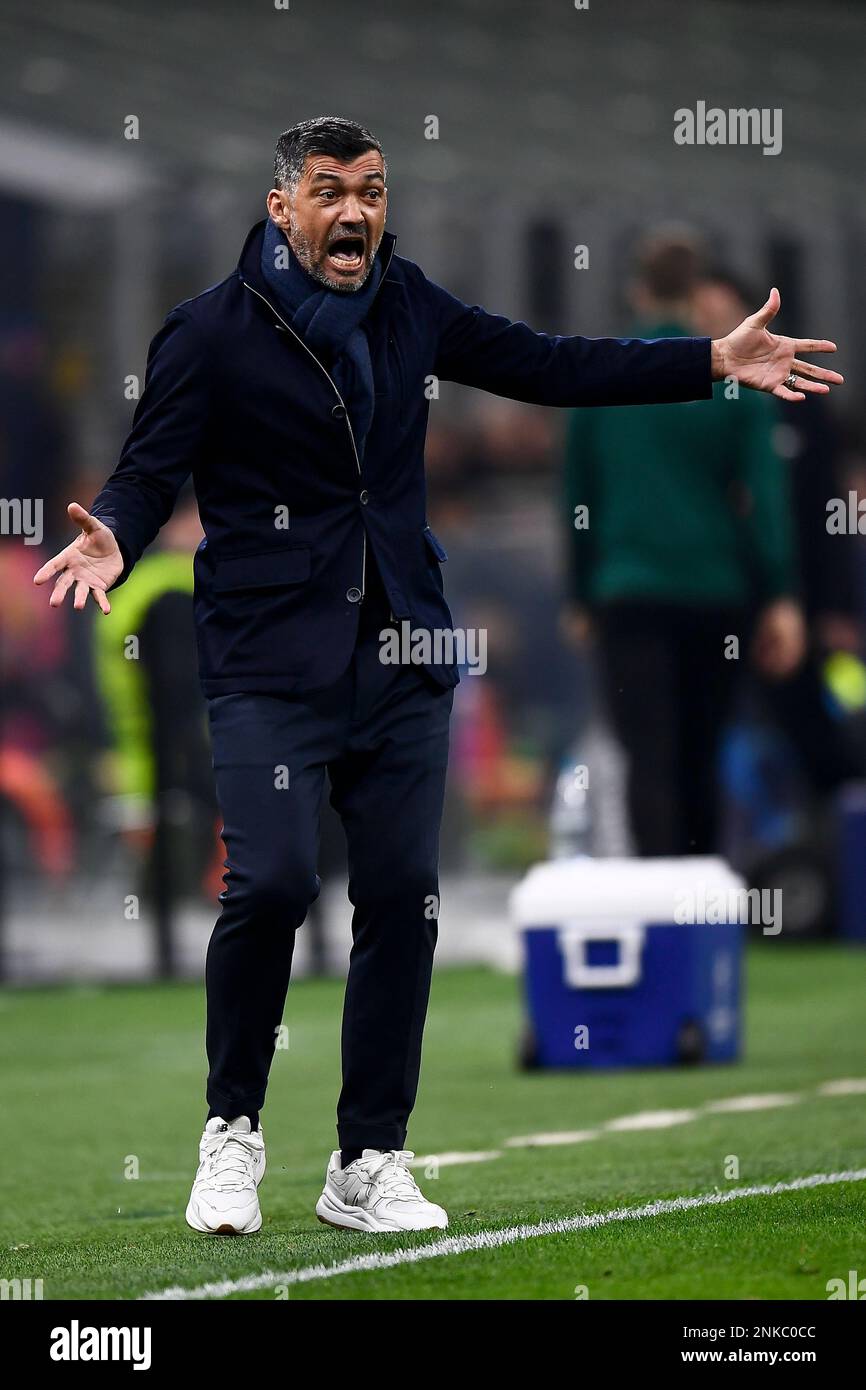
left=34, top=116, right=842, bottom=1235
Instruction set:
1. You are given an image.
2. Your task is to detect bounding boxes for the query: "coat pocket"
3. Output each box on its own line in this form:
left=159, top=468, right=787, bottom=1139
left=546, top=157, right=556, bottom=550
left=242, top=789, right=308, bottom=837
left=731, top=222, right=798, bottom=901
left=214, top=547, right=311, bottom=593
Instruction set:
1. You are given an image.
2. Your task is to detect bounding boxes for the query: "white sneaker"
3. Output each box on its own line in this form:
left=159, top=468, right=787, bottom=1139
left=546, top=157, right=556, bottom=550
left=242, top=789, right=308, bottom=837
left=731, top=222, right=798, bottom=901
left=185, top=1116, right=266, bottom=1235
left=315, top=1149, right=449, bottom=1233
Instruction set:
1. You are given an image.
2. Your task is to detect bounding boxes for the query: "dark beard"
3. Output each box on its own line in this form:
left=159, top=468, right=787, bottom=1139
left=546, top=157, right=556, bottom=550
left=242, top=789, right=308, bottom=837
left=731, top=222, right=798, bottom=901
left=288, top=222, right=376, bottom=293
left=306, top=260, right=370, bottom=294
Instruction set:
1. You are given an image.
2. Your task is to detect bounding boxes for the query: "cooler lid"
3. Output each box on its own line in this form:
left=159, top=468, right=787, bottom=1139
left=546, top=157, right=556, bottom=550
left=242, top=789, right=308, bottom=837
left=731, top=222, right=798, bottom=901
left=510, top=855, right=745, bottom=927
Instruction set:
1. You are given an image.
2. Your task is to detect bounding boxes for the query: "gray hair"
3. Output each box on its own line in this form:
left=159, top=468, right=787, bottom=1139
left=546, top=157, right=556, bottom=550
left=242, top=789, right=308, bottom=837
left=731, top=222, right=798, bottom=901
left=274, top=116, right=386, bottom=195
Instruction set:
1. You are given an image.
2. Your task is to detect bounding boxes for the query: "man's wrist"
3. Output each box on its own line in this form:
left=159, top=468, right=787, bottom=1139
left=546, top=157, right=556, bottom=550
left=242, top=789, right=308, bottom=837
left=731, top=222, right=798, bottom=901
left=710, top=338, right=728, bottom=380
left=91, top=514, right=131, bottom=590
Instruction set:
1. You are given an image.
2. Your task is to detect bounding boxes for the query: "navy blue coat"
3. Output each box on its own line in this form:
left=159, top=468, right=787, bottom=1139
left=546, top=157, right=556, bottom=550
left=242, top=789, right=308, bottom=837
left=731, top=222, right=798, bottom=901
left=90, top=220, right=713, bottom=695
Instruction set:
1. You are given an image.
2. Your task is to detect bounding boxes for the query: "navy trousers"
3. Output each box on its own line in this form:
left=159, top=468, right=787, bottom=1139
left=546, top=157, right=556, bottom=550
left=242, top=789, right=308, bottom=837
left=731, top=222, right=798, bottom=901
left=203, top=594, right=453, bottom=1151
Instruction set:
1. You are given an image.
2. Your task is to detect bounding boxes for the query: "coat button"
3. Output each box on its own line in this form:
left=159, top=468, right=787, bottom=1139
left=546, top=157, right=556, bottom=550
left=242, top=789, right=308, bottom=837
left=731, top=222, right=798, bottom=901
left=331, top=403, right=346, bottom=420
left=346, top=587, right=362, bottom=603
left=359, top=489, right=369, bottom=505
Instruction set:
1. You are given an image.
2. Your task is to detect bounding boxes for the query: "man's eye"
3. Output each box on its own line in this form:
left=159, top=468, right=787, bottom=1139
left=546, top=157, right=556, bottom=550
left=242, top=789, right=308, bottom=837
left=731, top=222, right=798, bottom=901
left=319, top=190, right=336, bottom=200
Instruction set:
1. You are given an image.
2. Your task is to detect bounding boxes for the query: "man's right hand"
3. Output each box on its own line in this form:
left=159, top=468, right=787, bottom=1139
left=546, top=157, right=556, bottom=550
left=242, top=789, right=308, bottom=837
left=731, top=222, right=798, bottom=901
left=33, top=502, right=123, bottom=614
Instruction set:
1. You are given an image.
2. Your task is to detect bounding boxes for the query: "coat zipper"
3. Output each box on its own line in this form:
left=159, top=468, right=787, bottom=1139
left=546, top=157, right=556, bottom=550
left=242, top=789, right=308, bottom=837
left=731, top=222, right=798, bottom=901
left=241, top=243, right=396, bottom=602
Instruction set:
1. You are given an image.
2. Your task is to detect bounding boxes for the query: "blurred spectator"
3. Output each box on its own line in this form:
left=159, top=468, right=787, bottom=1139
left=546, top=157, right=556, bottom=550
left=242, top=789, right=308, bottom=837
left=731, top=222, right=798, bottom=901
left=0, top=321, right=72, bottom=545
left=93, top=486, right=221, bottom=909
left=693, top=268, right=866, bottom=793
left=563, top=233, right=804, bottom=856
left=0, top=543, right=74, bottom=882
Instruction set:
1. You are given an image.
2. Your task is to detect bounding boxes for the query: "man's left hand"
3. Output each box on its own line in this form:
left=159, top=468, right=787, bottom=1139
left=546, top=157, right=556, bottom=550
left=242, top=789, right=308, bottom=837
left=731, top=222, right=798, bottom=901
left=711, top=288, right=843, bottom=401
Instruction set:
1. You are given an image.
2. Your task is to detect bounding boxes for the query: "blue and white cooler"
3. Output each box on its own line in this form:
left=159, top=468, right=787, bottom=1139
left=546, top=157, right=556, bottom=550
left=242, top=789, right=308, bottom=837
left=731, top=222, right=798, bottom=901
left=510, top=857, right=745, bottom=1069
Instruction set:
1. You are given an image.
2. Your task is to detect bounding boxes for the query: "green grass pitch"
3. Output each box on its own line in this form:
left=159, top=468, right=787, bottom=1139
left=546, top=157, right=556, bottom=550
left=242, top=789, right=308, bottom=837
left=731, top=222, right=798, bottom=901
left=1, top=944, right=864, bottom=1300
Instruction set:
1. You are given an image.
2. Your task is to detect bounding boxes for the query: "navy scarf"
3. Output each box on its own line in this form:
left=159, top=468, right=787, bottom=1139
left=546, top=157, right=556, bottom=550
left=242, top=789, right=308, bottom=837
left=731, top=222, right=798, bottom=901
left=261, top=219, right=382, bottom=459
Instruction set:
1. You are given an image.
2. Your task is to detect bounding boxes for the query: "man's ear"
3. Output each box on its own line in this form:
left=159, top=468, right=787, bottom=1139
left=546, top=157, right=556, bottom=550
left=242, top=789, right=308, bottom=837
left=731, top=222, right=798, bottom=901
left=266, top=188, right=291, bottom=229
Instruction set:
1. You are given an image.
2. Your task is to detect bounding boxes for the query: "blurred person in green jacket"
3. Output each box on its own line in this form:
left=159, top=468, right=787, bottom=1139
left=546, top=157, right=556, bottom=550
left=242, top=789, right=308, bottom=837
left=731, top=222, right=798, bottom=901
left=95, top=486, right=220, bottom=907
left=563, top=233, right=805, bottom=856
left=693, top=266, right=866, bottom=796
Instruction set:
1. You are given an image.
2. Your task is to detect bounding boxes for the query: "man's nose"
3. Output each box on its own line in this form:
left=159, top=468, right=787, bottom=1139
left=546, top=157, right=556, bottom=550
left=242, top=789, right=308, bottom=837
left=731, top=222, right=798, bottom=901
left=337, top=196, right=365, bottom=226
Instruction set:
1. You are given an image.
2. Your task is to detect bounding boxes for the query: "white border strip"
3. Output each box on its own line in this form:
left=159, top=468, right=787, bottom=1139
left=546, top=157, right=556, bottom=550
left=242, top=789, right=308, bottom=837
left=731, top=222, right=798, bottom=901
left=141, top=1167, right=866, bottom=1301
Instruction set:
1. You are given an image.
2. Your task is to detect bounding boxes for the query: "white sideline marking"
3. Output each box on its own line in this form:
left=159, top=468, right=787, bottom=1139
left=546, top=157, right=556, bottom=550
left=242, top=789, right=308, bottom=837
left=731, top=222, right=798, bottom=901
left=142, top=1168, right=866, bottom=1301
left=506, top=1129, right=599, bottom=1148
left=604, top=1108, right=697, bottom=1132
left=704, top=1093, right=801, bottom=1113
left=505, top=1078, right=866, bottom=1152
left=818, top=1078, right=866, bottom=1096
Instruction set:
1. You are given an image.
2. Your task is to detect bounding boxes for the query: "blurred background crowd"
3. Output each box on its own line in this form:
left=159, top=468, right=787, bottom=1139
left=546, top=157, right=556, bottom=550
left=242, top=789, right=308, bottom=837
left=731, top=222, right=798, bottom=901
left=2, top=0, right=865, bottom=979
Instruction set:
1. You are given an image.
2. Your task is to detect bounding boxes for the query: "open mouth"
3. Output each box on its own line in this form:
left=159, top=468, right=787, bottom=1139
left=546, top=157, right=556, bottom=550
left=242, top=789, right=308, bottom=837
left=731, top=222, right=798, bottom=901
left=326, top=235, right=366, bottom=273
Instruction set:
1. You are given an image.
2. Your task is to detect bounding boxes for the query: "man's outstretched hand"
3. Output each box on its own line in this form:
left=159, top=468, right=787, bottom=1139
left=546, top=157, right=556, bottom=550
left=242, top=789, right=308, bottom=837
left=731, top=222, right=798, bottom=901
left=711, top=288, right=843, bottom=401
left=33, top=503, right=123, bottom=614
